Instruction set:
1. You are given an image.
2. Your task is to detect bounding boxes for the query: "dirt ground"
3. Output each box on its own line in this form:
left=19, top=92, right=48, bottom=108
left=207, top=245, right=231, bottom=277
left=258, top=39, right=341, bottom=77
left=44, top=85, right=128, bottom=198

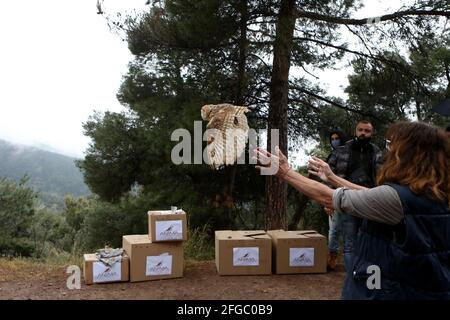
left=0, top=260, right=346, bottom=300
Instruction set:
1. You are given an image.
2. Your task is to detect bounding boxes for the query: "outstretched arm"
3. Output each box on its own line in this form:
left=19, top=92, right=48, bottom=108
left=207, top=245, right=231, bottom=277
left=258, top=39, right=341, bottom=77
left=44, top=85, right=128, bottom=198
left=253, top=147, right=403, bottom=225
left=308, top=156, right=368, bottom=190
left=254, top=147, right=334, bottom=210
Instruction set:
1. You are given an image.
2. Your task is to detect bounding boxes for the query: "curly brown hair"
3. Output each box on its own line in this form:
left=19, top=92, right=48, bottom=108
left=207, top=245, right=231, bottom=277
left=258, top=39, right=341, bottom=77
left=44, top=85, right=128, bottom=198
left=377, top=121, right=450, bottom=207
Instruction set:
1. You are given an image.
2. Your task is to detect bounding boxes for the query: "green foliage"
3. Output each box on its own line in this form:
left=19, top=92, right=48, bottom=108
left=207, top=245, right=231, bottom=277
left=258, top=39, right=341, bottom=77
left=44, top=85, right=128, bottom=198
left=0, top=177, right=36, bottom=239
left=0, top=238, right=34, bottom=258
left=346, top=36, right=450, bottom=131
left=0, top=177, right=36, bottom=257
left=0, top=177, right=77, bottom=259
left=77, top=66, right=267, bottom=231
left=29, top=208, right=74, bottom=259
left=5, top=1, right=450, bottom=263
left=184, top=226, right=215, bottom=261
left=63, top=192, right=162, bottom=251
left=79, top=0, right=450, bottom=241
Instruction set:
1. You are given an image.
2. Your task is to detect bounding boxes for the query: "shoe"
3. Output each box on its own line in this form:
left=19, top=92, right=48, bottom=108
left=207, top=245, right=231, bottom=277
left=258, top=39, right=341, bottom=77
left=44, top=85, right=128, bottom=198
left=327, top=251, right=338, bottom=271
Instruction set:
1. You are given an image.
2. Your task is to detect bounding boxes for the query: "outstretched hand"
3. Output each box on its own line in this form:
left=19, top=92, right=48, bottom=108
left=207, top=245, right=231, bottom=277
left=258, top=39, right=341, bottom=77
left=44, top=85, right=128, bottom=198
left=307, top=156, right=333, bottom=182
left=254, top=149, right=336, bottom=215
left=253, top=146, right=291, bottom=179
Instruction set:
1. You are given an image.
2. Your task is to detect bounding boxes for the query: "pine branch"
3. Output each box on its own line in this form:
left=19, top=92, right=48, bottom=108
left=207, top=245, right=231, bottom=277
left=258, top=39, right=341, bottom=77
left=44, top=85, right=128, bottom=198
left=296, top=8, right=450, bottom=25
left=246, top=94, right=269, bottom=105
left=247, top=53, right=272, bottom=71
left=294, top=36, right=432, bottom=98
left=289, top=84, right=391, bottom=122
left=298, top=63, right=320, bottom=79
left=344, top=25, right=375, bottom=57
left=294, top=37, right=375, bottom=60
left=288, top=98, right=321, bottom=112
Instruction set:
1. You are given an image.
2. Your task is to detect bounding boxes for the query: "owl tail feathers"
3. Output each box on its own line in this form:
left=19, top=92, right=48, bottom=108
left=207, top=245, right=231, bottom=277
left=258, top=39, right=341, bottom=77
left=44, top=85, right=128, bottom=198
left=205, top=144, right=224, bottom=170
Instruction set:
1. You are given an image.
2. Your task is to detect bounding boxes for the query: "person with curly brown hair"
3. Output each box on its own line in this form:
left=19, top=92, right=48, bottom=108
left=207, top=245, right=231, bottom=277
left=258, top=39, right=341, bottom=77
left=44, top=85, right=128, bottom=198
left=254, top=121, right=450, bottom=299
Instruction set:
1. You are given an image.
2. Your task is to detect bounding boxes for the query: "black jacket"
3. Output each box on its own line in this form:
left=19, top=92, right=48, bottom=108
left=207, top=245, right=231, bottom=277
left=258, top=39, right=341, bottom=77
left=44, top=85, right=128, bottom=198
left=327, top=138, right=384, bottom=188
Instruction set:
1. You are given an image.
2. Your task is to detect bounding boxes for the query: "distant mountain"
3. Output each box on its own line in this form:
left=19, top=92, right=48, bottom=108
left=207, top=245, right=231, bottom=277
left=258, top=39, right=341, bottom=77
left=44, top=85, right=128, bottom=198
left=0, top=139, right=90, bottom=209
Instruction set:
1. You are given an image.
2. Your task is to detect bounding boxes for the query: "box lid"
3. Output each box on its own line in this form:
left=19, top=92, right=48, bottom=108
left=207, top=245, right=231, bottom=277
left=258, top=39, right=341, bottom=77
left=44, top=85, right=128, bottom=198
left=148, top=209, right=186, bottom=216
left=83, top=253, right=98, bottom=262
left=268, top=229, right=325, bottom=239
left=216, top=230, right=271, bottom=240
left=123, top=234, right=153, bottom=244
left=83, top=252, right=129, bottom=262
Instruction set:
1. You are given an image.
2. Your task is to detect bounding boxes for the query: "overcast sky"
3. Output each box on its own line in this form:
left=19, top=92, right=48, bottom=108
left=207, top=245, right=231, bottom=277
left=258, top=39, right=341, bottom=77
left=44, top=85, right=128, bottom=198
left=0, top=0, right=400, bottom=160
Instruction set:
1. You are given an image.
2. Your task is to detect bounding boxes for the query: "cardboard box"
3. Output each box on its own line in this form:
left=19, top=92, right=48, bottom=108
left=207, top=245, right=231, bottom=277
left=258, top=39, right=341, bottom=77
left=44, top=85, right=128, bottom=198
left=83, top=253, right=129, bottom=285
left=122, top=234, right=184, bottom=282
left=267, top=230, right=327, bottom=274
left=147, top=209, right=188, bottom=242
left=215, top=230, right=272, bottom=275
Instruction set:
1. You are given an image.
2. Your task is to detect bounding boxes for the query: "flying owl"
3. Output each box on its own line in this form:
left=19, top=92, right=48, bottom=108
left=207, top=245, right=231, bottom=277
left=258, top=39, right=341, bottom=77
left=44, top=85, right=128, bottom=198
left=201, top=103, right=250, bottom=170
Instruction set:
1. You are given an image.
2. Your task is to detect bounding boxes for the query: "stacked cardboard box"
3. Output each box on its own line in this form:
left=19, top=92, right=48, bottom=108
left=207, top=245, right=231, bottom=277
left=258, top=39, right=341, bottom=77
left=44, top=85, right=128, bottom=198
left=122, top=235, right=184, bottom=282
left=267, top=230, right=327, bottom=274
left=123, top=208, right=187, bottom=282
left=83, top=210, right=327, bottom=283
left=84, top=208, right=187, bottom=284
left=148, top=209, right=188, bottom=242
left=215, top=230, right=272, bottom=275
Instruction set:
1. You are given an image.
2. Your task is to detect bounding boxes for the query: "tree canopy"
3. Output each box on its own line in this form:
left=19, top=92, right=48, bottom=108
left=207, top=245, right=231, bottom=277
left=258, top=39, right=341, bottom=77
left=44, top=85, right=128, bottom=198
left=78, top=0, right=450, bottom=231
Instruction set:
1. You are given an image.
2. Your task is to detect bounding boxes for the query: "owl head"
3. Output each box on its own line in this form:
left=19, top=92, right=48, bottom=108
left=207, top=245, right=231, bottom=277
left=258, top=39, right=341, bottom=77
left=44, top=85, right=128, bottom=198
left=201, top=104, right=214, bottom=120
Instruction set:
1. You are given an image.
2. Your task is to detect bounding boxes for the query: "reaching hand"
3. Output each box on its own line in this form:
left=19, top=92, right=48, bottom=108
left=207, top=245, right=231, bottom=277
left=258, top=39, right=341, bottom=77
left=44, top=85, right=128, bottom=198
left=253, top=146, right=291, bottom=179
left=307, top=156, right=333, bottom=182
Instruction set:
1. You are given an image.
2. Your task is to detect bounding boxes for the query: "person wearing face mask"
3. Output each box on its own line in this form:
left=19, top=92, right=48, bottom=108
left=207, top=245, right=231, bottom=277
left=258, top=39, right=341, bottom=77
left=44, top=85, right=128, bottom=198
left=327, top=128, right=348, bottom=159
left=326, top=120, right=384, bottom=272
left=325, top=128, right=348, bottom=271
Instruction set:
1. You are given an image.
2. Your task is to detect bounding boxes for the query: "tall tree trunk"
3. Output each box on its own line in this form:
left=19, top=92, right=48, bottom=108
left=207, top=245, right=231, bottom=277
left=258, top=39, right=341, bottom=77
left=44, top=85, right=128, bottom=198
left=415, top=100, right=422, bottom=122
left=235, top=0, right=248, bottom=107
left=415, top=83, right=422, bottom=121
left=445, top=63, right=450, bottom=97
left=223, top=0, right=248, bottom=218
left=265, top=0, right=296, bottom=230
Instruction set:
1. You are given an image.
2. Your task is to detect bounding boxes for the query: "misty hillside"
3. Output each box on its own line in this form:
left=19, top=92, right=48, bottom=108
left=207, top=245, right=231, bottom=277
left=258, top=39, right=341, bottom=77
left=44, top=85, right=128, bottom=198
left=0, top=139, right=90, bottom=208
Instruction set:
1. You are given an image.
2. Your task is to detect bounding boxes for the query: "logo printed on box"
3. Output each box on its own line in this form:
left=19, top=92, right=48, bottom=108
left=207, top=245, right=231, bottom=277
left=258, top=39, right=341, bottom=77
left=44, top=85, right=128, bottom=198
left=93, top=262, right=122, bottom=283
left=290, top=248, right=315, bottom=267
left=146, top=255, right=173, bottom=276
left=155, top=220, right=183, bottom=241
left=233, top=247, right=259, bottom=266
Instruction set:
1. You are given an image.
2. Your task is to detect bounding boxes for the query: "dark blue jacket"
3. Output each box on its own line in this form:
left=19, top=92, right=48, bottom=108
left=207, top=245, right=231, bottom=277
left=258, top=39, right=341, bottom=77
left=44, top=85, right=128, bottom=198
left=342, top=183, right=450, bottom=300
